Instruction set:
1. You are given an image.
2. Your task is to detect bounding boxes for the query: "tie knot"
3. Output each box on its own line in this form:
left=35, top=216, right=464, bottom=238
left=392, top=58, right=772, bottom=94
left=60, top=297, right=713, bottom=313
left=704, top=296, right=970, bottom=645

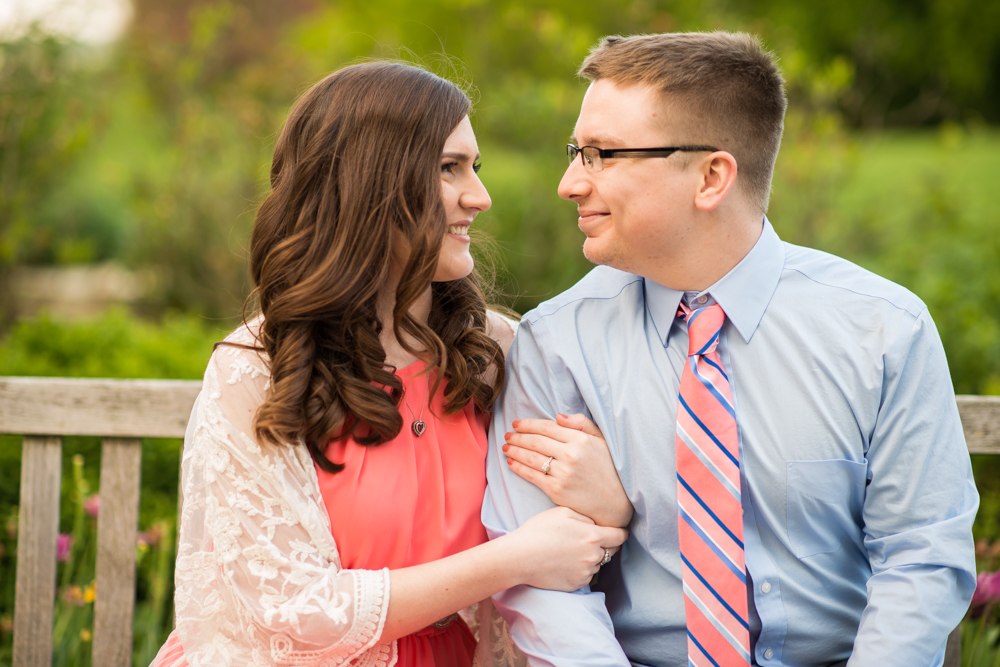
left=677, top=302, right=725, bottom=357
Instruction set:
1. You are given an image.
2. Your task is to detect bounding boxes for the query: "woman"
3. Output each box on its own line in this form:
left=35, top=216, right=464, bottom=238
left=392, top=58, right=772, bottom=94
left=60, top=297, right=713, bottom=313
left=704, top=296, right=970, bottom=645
left=151, top=61, right=630, bottom=667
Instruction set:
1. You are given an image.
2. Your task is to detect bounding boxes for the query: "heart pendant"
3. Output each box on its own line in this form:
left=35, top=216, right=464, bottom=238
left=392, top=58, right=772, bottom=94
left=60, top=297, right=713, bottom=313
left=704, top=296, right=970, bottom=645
left=412, top=420, right=426, bottom=437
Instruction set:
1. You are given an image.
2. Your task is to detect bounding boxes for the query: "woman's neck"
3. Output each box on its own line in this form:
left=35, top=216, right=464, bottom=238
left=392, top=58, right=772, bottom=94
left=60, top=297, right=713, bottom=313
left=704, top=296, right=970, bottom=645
left=378, top=282, right=433, bottom=370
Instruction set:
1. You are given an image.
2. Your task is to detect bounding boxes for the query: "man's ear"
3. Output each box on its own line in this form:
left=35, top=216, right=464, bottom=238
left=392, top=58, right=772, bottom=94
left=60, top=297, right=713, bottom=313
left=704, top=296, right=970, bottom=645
left=694, top=152, right=738, bottom=211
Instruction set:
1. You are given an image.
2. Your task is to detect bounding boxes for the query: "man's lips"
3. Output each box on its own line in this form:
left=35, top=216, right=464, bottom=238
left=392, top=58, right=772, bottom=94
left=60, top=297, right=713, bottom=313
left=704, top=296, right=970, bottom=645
left=577, top=210, right=610, bottom=229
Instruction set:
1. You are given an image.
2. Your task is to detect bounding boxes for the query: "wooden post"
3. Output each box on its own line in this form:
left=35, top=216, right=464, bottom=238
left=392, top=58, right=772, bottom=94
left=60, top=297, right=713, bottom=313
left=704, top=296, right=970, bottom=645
left=92, top=438, right=143, bottom=667
left=12, top=436, right=62, bottom=667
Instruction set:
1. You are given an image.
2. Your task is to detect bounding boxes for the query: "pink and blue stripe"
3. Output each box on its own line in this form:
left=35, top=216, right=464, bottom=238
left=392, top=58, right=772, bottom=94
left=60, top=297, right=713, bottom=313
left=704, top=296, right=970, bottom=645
left=676, top=302, right=750, bottom=667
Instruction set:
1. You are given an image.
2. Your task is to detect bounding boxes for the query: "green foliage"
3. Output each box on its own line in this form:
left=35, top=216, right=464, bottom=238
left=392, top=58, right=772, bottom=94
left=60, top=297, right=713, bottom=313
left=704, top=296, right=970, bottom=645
left=739, top=0, right=1000, bottom=126
left=0, top=308, right=225, bottom=379
left=0, top=32, right=101, bottom=322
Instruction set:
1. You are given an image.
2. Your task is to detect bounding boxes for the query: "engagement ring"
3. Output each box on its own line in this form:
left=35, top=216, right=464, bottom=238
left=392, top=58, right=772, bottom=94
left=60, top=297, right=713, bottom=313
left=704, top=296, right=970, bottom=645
left=541, top=456, right=554, bottom=475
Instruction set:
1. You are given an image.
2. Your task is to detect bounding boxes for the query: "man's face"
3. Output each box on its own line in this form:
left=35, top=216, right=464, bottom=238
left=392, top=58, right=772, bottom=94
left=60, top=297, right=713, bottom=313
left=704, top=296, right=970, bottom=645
left=558, top=79, right=703, bottom=277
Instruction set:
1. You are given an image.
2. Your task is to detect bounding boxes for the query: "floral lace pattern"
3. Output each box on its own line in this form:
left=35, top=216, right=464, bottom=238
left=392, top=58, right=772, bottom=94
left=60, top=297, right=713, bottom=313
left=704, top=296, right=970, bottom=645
left=173, top=318, right=391, bottom=666
left=168, top=315, right=525, bottom=667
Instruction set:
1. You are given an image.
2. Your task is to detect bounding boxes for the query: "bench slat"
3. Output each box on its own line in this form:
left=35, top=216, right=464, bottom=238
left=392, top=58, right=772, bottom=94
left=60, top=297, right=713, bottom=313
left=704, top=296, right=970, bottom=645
left=93, top=438, right=143, bottom=667
left=0, top=377, right=202, bottom=438
left=958, top=395, right=1000, bottom=454
left=12, top=436, right=62, bottom=667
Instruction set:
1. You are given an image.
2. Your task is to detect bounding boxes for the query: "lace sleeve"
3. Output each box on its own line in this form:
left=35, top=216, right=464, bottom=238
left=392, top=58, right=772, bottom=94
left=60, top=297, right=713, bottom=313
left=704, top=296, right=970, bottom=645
left=174, top=321, right=393, bottom=666
left=472, top=598, right=527, bottom=667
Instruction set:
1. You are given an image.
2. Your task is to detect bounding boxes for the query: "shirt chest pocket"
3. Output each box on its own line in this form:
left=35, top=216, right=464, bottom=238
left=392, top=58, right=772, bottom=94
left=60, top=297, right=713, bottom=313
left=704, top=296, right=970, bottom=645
left=785, top=459, right=867, bottom=559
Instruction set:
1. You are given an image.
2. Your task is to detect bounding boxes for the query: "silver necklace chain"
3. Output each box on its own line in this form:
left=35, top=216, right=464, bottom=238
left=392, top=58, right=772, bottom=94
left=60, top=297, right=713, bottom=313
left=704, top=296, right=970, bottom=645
left=399, top=374, right=430, bottom=437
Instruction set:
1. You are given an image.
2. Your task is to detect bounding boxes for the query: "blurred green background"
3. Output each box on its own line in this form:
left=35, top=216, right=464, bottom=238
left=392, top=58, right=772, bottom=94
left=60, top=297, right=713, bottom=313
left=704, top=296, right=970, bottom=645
left=1, top=0, right=999, bottom=664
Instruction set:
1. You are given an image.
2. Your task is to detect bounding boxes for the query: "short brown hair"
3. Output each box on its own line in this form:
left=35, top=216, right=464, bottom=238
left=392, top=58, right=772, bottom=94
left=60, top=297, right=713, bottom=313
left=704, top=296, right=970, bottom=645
left=579, top=32, right=786, bottom=213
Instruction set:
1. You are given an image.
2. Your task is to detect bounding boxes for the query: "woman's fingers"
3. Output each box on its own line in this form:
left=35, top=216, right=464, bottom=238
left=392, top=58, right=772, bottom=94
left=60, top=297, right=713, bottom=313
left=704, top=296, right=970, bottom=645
left=507, top=456, right=552, bottom=491
left=555, top=412, right=604, bottom=439
left=511, top=418, right=575, bottom=442
left=505, top=443, right=555, bottom=474
left=504, top=430, right=560, bottom=458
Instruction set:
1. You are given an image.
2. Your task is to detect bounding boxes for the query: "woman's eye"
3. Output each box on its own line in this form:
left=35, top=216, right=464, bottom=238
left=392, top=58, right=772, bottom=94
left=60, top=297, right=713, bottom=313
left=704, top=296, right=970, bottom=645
left=472, top=161, right=482, bottom=174
left=441, top=161, right=458, bottom=174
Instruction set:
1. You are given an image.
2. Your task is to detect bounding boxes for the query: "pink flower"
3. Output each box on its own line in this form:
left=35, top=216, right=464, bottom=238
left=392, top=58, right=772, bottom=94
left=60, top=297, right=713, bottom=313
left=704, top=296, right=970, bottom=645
left=83, top=495, right=100, bottom=518
left=972, top=571, right=1000, bottom=608
left=56, top=533, right=73, bottom=562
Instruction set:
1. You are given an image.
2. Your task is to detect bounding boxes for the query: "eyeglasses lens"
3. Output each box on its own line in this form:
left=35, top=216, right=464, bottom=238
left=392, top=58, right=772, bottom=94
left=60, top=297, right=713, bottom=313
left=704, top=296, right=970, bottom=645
left=567, top=145, right=600, bottom=171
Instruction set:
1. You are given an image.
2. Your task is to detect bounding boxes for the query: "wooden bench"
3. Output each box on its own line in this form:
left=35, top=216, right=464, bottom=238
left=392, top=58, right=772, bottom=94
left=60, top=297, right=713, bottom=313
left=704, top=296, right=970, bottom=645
left=1, top=377, right=997, bottom=666
left=0, top=377, right=201, bottom=667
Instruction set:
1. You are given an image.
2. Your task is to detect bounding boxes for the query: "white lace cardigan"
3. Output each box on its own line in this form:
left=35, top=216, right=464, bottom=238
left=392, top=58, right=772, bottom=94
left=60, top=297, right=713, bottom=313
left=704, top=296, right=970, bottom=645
left=170, top=318, right=524, bottom=667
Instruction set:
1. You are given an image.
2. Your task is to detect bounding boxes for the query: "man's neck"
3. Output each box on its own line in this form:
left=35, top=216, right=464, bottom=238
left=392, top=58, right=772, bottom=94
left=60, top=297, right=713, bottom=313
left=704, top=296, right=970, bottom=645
left=647, top=214, right=764, bottom=292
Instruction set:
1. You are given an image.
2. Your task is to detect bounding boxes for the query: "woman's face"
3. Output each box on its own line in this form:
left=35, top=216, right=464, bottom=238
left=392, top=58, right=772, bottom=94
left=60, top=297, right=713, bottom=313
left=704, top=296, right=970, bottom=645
left=434, top=116, right=491, bottom=282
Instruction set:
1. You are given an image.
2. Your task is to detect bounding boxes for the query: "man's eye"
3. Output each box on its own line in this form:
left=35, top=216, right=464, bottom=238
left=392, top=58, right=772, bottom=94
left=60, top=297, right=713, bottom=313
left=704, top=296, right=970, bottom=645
left=473, top=161, right=482, bottom=174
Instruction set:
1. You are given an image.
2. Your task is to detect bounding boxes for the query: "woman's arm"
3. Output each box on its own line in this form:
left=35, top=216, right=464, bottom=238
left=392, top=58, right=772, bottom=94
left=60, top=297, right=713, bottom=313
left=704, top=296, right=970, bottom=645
left=484, top=310, right=633, bottom=528
left=182, top=323, right=626, bottom=657
left=381, top=506, right=626, bottom=642
left=502, top=414, right=634, bottom=528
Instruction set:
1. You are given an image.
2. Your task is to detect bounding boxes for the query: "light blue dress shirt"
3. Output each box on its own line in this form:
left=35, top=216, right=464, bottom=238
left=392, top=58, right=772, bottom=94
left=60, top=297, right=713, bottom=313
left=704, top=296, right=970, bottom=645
left=483, top=219, right=978, bottom=667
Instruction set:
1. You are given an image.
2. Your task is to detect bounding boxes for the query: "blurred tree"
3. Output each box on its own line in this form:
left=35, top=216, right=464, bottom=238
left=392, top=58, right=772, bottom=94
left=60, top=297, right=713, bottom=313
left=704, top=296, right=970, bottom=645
left=109, top=0, right=316, bottom=316
left=737, top=0, right=1000, bottom=126
left=0, top=32, right=98, bottom=323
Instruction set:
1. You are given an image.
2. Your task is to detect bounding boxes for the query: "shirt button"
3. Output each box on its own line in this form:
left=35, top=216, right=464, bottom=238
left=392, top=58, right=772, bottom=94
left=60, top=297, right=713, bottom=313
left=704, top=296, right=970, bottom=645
left=760, top=581, right=771, bottom=594
left=764, top=648, right=774, bottom=660
left=696, top=295, right=708, bottom=304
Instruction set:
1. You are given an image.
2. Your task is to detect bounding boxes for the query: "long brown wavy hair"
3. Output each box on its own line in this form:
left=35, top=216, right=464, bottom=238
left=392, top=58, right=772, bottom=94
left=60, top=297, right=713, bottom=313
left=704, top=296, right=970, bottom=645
left=247, top=62, right=505, bottom=472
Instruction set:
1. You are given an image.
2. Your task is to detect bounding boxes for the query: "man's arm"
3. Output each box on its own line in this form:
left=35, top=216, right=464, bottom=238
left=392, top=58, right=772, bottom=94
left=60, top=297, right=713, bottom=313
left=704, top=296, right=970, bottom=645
left=852, top=308, right=978, bottom=666
left=483, top=317, right=631, bottom=667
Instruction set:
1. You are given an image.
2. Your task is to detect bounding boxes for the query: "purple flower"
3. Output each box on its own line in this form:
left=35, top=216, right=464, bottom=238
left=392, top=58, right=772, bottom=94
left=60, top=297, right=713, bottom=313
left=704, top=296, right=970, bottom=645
left=972, top=571, right=1000, bottom=608
left=56, top=533, right=73, bottom=562
left=83, top=495, right=100, bottom=518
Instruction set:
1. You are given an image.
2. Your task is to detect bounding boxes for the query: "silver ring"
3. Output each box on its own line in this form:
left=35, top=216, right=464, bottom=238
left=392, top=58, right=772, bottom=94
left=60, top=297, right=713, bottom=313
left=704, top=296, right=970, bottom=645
left=600, top=548, right=612, bottom=566
left=541, top=456, right=554, bottom=475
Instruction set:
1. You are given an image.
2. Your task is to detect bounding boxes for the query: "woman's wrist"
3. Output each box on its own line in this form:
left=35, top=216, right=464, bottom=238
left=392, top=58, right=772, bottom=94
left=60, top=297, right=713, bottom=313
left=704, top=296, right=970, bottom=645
left=480, top=532, right=529, bottom=590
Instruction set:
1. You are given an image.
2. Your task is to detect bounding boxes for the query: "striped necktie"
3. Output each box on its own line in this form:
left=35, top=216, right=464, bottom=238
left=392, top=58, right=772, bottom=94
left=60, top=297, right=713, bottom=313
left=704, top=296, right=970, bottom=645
left=675, top=301, right=750, bottom=667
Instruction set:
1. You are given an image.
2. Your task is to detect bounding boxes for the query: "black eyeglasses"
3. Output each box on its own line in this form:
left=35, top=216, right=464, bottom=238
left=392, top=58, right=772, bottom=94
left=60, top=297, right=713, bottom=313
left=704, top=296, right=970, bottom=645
left=566, top=143, right=720, bottom=172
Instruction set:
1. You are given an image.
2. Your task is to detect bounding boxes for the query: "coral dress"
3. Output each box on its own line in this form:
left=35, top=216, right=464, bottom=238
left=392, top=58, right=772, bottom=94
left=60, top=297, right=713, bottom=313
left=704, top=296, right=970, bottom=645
left=315, top=361, right=490, bottom=667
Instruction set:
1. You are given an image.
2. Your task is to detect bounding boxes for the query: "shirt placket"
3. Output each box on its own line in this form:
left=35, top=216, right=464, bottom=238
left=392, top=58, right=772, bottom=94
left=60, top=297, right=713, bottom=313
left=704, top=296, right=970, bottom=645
left=719, top=320, right=788, bottom=666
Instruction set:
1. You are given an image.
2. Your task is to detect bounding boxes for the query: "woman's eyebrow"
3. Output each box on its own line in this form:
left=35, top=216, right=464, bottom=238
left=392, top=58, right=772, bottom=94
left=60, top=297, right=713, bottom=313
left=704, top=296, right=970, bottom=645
left=441, top=151, right=480, bottom=161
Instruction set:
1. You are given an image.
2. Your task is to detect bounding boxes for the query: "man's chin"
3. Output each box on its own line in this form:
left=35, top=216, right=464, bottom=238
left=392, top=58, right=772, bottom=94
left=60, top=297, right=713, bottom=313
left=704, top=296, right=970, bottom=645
left=582, top=238, right=623, bottom=270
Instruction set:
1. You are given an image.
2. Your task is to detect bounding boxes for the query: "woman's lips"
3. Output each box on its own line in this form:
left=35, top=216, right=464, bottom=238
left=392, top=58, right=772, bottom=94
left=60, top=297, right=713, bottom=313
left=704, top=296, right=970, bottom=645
left=446, top=223, right=471, bottom=239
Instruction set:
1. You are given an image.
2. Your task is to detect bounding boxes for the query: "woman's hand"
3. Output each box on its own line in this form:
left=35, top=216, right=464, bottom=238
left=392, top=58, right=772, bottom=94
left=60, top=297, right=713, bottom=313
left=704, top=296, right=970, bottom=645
left=503, top=413, right=634, bottom=528
left=504, top=506, right=628, bottom=591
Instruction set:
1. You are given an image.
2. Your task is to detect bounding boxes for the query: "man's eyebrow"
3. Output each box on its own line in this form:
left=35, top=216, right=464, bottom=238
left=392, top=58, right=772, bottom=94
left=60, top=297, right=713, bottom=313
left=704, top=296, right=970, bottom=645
left=576, top=133, right=627, bottom=147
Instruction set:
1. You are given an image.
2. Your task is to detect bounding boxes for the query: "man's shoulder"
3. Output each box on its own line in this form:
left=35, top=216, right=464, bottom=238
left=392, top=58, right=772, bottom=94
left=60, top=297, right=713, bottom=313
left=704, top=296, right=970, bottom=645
left=522, top=265, right=643, bottom=327
left=781, top=242, right=926, bottom=319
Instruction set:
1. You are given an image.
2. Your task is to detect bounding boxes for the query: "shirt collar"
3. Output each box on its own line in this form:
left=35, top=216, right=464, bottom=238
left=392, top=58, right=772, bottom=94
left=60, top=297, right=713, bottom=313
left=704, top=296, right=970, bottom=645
left=644, top=217, right=785, bottom=346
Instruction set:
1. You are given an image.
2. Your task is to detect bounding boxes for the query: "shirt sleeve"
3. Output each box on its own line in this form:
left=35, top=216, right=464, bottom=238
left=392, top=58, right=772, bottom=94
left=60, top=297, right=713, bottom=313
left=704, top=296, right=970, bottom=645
left=482, top=317, right=632, bottom=667
left=851, top=308, right=978, bottom=666
left=174, top=328, right=391, bottom=665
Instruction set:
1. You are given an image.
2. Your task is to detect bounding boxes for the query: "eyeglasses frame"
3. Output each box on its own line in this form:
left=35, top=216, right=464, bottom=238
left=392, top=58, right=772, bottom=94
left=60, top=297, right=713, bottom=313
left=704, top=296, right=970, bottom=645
left=566, top=143, right=721, bottom=171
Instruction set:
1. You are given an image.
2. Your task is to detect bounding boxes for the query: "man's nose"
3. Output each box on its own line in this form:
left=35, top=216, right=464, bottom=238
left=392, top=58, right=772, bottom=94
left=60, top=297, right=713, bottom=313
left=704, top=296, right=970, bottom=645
left=558, top=159, right=591, bottom=201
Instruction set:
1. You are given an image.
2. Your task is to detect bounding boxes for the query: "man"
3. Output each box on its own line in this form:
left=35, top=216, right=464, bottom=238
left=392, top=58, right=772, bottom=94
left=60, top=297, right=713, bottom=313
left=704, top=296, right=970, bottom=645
left=482, top=32, right=978, bottom=667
